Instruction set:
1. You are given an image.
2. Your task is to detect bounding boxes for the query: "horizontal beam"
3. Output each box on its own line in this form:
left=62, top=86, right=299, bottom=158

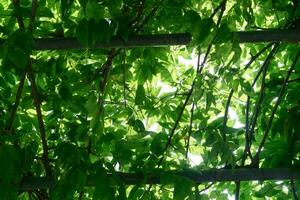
left=33, top=33, right=191, bottom=50
left=18, top=168, right=300, bottom=190
left=1, top=30, right=297, bottom=51
left=237, top=30, right=300, bottom=43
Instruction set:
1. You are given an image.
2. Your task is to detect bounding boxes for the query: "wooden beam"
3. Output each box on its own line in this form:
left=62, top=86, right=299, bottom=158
left=18, top=168, right=300, bottom=190
left=237, top=30, right=300, bottom=43
left=33, top=33, right=191, bottom=50
left=1, top=30, right=297, bottom=51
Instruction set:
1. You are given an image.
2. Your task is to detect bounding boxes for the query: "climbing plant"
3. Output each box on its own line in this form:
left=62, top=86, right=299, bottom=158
left=0, top=0, right=300, bottom=199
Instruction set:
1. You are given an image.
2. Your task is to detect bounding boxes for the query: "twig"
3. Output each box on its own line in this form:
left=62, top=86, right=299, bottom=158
left=5, top=0, right=28, bottom=135
left=238, top=43, right=273, bottom=163
left=243, top=43, right=274, bottom=70
left=222, top=89, right=233, bottom=142
left=199, top=183, right=214, bottom=193
left=200, top=0, right=227, bottom=69
left=291, top=179, right=299, bottom=200
left=240, top=45, right=274, bottom=161
left=210, top=0, right=227, bottom=20
left=288, top=77, right=300, bottom=83
left=12, top=0, right=25, bottom=31
left=79, top=191, right=84, bottom=200
left=134, top=0, right=162, bottom=33
left=248, top=45, right=279, bottom=150
left=156, top=0, right=227, bottom=171
left=28, top=0, right=38, bottom=32
left=243, top=96, right=252, bottom=162
left=12, top=0, right=51, bottom=177
left=5, top=72, right=26, bottom=134
left=233, top=43, right=275, bottom=199
left=27, top=64, right=51, bottom=176
left=130, top=0, right=146, bottom=28
left=185, top=103, right=195, bottom=159
left=157, top=87, right=194, bottom=166
left=254, top=49, right=300, bottom=159
left=122, top=49, right=127, bottom=108
left=235, top=182, right=240, bottom=200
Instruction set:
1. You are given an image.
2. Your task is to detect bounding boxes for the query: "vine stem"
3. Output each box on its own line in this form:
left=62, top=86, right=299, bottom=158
left=156, top=0, right=227, bottom=170
left=5, top=72, right=26, bottom=134
left=254, top=49, right=300, bottom=159
left=291, top=179, right=299, bottom=200
left=11, top=0, right=52, bottom=177
left=222, top=89, right=233, bottom=142
left=185, top=103, right=195, bottom=159
left=27, top=64, right=51, bottom=176
left=122, top=49, right=127, bottom=108
left=248, top=44, right=279, bottom=151
left=234, top=44, right=275, bottom=200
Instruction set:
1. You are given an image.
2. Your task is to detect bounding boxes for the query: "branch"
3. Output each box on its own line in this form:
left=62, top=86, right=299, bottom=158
left=5, top=0, right=28, bottom=135
left=248, top=45, right=279, bottom=151
left=157, top=47, right=200, bottom=166
left=185, top=103, right=195, bottom=159
left=122, top=50, right=127, bottom=108
left=28, top=0, right=38, bottom=32
left=157, top=87, right=194, bottom=166
left=291, top=179, right=299, bottom=200
left=18, top=168, right=300, bottom=190
left=222, top=89, right=234, bottom=142
left=5, top=72, right=26, bottom=134
left=27, top=64, right=51, bottom=176
left=235, top=181, right=241, bottom=200
left=199, top=183, right=214, bottom=193
left=134, top=0, right=161, bottom=33
left=11, top=0, right=51, bottom=177
left=129, top=0, right=146, bottom=28
left=243, top=97, right=252, bottom=162
left=210, top=0, right=227, bottom=20
left=288, top=77, right=300, bottom=83
left=243, top=43, right=274, bottom=70
left=12, top=0, right=25, bottom=31
left=255, top=49, right=300, bottom=159
left=237, top=43, right=274, bottom=163
left=200, top=0, right=226, bottom=69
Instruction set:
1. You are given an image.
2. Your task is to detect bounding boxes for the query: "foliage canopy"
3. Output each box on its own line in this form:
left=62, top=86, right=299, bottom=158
left=0, top=0, right=300, bottom=199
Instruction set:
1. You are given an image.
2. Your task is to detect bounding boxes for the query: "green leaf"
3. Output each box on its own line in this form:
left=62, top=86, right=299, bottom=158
left=93, top=19, right=111, bottom=44
left=93, top=168, right=115, bottom=200
left=76, top=19, right=111, bottom=46
left=195, top=18, right=215, bottom=44
left=61, top=0, right=73, bottom=19
left=52, top=165, right=87, bottom=200
left=135, top=84, right=146, bottom=105
left=0, top=145, right=21, bottom=182
left=59, top=83, right=72, bottom=100
left=36, top=7, right=54, bottom=18
left=85, top=94, right=98, bottom=116
left=133, top=119, right=145, bottom=132
left=76, top=19, right=90, bottom=46
left=173, top=176, right=194, bottom=200
left=150, top=133, right=168, bottom=156
left=85, top=1, right=105, bottom=20
left=0, top=182, right=17, bottom=200
left=79, top=0, right=87, bottom=10
left=254, top=183, right=280, bottom=197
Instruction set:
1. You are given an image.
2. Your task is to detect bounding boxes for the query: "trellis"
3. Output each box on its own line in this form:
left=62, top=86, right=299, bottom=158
left=11, top=29, right=300, bottom=190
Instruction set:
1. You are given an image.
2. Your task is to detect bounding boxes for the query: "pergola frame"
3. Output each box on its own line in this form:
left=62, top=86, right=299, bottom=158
left=3, top=29, right=300, bottom=192
left=1, top=30, right=299, bottom=50
left=19, top=168, right=300, bottom=190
